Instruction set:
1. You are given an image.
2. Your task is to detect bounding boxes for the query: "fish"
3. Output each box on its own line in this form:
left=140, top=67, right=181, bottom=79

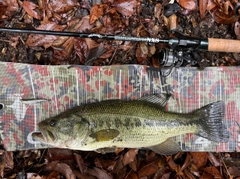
left=32, top=94, right=229, bottom=155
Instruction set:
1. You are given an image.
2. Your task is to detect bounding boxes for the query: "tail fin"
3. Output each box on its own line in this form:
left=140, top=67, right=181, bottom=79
left=195, top=101, right=229, bottom=142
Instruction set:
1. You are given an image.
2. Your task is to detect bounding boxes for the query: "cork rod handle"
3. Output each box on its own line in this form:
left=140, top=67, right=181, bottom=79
left=208, top=38, right=240, bottom=53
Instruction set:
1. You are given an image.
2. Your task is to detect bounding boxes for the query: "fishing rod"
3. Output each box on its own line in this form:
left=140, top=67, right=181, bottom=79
left=0, top=27, right=240, bottom=67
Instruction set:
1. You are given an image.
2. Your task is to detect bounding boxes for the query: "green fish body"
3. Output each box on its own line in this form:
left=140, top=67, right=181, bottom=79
left=33, top=95, right=229, bottom=155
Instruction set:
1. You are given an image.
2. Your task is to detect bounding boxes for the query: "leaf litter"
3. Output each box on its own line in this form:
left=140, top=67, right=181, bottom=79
left=0, top=0, right=240, bottom=178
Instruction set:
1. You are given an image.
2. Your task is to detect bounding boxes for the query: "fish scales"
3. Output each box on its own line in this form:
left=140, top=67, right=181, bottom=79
left=33, top=95, right=229, bottom=154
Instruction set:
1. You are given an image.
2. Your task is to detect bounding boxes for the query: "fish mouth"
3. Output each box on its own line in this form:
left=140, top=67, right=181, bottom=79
left=32, top=129, right=56, bottom=143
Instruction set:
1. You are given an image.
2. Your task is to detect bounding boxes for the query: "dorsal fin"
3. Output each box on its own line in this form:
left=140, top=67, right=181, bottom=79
left=137, top=94, right=171, bottom=107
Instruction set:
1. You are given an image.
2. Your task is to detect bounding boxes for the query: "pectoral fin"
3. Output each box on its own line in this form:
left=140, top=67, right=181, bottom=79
left=149, top=139, right=181, bottom=155
left=90, top=129, right=120, bottom=142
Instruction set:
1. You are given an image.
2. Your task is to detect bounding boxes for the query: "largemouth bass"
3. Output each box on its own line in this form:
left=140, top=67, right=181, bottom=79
left=32, top=94, right=229, bottom=155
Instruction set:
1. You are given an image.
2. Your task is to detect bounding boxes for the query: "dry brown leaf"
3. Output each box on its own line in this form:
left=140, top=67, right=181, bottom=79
left=211, top=9, right=240, bottom=24
left=199, top=172, right=214, bottom=179
left=46, top=161, right=76, bottom=179
left=203, top=166, right=223, bottom=179
left=74, top=38, right=88, bottom=64
left=166, top=156, right=183, bottom=175
left=2, top=0, right=19, bottom=16
left=94, top=157, right=117, bottom=171
left=27, top=173, right=47, bottom=179
left=9, top=35, right=20, bottom=48
left=183, top=168, right=195, bottom=179
left=168, top=14, right=177, bottom=31
left=4, top=151, right=14, bottom=170
left=87, top=167, right=113, bottom=179
left=89, top=4, right=107, bottom=24
left=129, top=159, right=138, bottom=172
left=206, top=0, right=217, bottom=11
left=25, top=23, right=66, bottom=48
left=138, top=160, right=160, bottom=178
left=181, top=153, right=191, bottom=171
left=73, top=170, right=97, bottom=179
left=125, top=170, right=138, bottom=179
left=0, top=3, right=7, bottom=19
left=74, top=153, right=87, bottom=174
left=154, top=3, right=162, bottom=22
left=152, top=58, right=160, bottom=68
left=48, top=0, right=79, bottom=13
left=47, top=170, right=60, bottom=179
left=122, top=149, right=138, bottom=166
left=199, top=0, right=208, bottom=19
left=207, top=152, right=220, bottom=167
left=189, top=164, right=200, bottom=177
left=190, top=152, right=208, bottom=169
left=52, top=37, right=74, bottom=62
left=22, top=1, right=42, bottom=20
left=223, top=1, right=234, bottom=15
left=113, top=0, right=138, bottom=17
left=228, top=166, right=240, bottom=177
left=101, top=8, right=125, bottom=34
left=176, top=0, right=196, bottom=10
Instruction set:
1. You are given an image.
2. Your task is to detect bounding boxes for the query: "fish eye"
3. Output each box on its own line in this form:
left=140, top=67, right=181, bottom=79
left=50, top=119, right=56, bottom=127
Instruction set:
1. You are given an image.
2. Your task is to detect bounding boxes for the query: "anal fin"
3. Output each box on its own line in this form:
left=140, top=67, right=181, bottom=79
left=149, top=139, right=181, bottom=155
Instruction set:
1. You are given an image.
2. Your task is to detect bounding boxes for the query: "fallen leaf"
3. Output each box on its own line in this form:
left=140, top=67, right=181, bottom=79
left=48, top=0, right=79, bottom=13
left=0, top=3, right=7, bottom=19
left=102, top=8, right=125, bottom=34
left=154, top=3, right=162, bottom=22
left=73, top=170, right=97, bottom=179
left=22, top=1, right=42, bottom=20
left=168, top=14, right=177, bottom=30
left=199, top=172, right=214, bottom=179
left=85, top=45, right=106, bottom=65
left=203, top=166, right=223, bottom=179
left=229, top=166, right=240, bottom=177
left=3, top=151, right=14, bottom=171
left=52, top=37, right=74, bottom=62
left=207, top=152, right=220, bottom=167
left=190, top=152, right=208, bottom=169
left=46, top=161, right=76, bottom=179
left=184, top=168, right=196, bottom=179
left=206, top=0, right=217, bottom=11
left=27, top=173, right=47, bottom=179
left=125, top=170, right=138, bottom=179
left=74, top=38, right=88, bottom=64
left=189, top=164, right=200, bottom=177
left=122, top=149, right=138, bottom=166
left=181, top=153, right=191, bottom=171
left=87, top=167, right=113, bottom=179
left=94, top=157, right=117, bottom=171
left=74, top=153, right=87, bottom=174
left=176, top=0, right=196, bottom=10
left=199, top=0, right=208, bottom=19
left=113, top=0, right=138, bottom=17
left=89, top=4, right=107, bottom=24
left=211, top=9, right=240, bottom=24
left=223, top=1, right=234, bottom=15
left=9, top=35, right=20, bottom=48
left=2, top=0, right=19, bottom=16
left=138, top=159, right=160, bottom=178
left=25, top=23, right=66, bottom=48
left=166, top=156, right=183, bottom=175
